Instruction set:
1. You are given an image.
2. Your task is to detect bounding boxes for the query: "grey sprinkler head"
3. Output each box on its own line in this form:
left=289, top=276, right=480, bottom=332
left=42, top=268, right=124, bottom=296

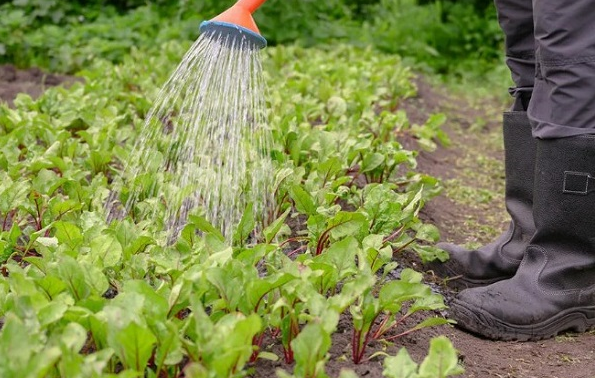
left=200, top=21, right=267, bottom=49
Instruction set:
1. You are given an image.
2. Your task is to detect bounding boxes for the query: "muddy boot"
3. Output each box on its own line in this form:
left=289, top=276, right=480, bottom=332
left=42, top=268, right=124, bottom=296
left=450, top=135, right=595, bottom=341
left=430, top=111, right=536, bottom=289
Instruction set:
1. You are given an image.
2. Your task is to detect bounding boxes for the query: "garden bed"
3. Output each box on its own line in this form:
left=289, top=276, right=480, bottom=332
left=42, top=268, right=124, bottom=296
left=2, top=61, right=595, bottom=378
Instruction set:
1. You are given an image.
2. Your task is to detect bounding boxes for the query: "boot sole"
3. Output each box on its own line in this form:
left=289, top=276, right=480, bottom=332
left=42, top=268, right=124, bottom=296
left=450, top=299, right=595, bottom=341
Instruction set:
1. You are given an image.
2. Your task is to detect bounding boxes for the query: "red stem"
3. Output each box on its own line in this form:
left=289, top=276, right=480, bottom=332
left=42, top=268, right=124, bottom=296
left=2, top=211, right=9, bottom=231
left=383, top=226, right=405, bottom=244
left=315, top=230, right=331, bottom=256
left=35, top=198, right=43, bottom=231
left=393, top=239, right=416, bottom=253
left=383, top=327, right=417, bottom=342
left=287, top=245, right=307, bottom=258
left=249, top=332, right=266, bottom=363
left=279, top=237, right=306, bottom=249
left=371, top=314, right=391, bottom=340
left=351, top=328, right=359, bottom=363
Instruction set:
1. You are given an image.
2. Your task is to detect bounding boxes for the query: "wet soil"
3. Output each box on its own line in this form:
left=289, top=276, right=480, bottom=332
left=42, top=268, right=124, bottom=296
left=3, top=64, right=595, bottom=378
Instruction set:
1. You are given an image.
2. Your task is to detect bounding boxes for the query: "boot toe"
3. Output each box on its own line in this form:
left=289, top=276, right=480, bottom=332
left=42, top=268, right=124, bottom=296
left=449, top=289, right=522, bottom=340
left=429, top=242, right=517, bottom=289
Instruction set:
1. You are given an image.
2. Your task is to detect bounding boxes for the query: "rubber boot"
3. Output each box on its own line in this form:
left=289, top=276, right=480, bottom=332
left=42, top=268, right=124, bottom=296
left=430, top=111, right=536, bottom=289
left=450, top=135, right=595, bottom=341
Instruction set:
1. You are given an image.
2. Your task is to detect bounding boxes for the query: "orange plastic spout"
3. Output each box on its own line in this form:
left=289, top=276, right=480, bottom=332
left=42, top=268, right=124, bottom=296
left=212, top=0, right=268, bottom=34
left=235, top=0, right=267, bottom=13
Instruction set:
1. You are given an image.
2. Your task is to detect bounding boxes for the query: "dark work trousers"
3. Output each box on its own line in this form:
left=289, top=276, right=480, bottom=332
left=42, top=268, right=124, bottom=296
left=494, top=0, right=595, bottom=138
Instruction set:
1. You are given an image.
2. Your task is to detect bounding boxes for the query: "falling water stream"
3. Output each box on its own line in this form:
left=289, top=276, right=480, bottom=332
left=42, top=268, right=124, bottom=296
left=107, top=29, right=272, bottom=242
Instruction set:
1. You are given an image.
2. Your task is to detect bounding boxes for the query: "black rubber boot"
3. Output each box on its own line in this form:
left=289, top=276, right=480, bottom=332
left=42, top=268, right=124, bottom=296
left=450, top=135, right=595, bottom=341
left=430, top=111, right=536, bottom=289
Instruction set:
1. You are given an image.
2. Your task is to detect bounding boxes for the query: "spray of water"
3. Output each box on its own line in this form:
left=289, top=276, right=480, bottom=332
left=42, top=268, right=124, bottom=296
left=107, top=29, right=273, bottom=242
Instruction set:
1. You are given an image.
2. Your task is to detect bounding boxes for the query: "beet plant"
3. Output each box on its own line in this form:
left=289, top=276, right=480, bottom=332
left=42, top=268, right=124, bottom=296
left=350, top=269, right=450, bottom=364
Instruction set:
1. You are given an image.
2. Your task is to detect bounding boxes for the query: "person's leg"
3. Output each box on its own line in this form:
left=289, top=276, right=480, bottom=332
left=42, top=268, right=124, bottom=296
left=431, top=0, right=536, bottom=288
left=450, top=136, right=595, bottom=340
left=450, top=0, right=595, bottom=340
left=529, top=0, right=595, bottom=138
left=497, top=0, right=535, bottom=110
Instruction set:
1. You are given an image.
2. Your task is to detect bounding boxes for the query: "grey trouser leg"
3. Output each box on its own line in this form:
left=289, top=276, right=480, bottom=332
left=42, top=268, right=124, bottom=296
left=494, top=0, right=535, bottom=110
left=495, top=0, right=595, bottom=138
left=530, top=1, right=595, bottom=138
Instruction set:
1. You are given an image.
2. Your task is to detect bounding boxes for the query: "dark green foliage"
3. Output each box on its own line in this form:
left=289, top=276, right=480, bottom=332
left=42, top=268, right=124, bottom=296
left=0, top=0, right=504, bottom=76
left=417, top=0, right=494, bottom=12
left=366, top=0, right=503, bottom=74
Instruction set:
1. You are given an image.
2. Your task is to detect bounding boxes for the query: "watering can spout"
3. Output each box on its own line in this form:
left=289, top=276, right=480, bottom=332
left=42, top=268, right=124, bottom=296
left=199, top=0, right=268, bottom=49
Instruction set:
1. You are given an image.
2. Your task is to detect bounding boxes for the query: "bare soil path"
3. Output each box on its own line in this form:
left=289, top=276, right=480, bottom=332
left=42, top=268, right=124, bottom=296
left=403, top=77, right=595, bottom=378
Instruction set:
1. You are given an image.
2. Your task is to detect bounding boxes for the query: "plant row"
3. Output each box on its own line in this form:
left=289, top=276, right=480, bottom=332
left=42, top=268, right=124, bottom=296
left=0, top=42, right=461, bottom=377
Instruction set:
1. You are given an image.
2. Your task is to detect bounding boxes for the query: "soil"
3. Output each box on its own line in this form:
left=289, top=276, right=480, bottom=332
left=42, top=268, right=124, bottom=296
left=0, top=64, right=79, bottom=106
left=394, top=78, right=595, bottom=378
left=3, top=64, right=595, bottom=378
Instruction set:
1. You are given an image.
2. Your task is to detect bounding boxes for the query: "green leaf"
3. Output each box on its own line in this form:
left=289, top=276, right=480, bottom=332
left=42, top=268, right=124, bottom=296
left=123, top=280, right=169, bottom=320
left=211, top=313, right=262, bottom=377
left=379, top=278, right=430, bottom=313
left=412, top=244, right=449, bottom=263
left=81, top=262, right=109, bottom=297
left=80, top=349, right=115, bottom=377
left=405, top=317, right=452, bottom=335
left=361, top=152, right=385, bottom=173
left=408, top=294, right=447, bottom=314
left=188, top=214, right=224, bottom=241
left=317, top=157, right=343, bottom=183
left=0, top=179, right=29, bottom=213
left=32, top=169, right=63, bottom=195
left=109, top=321, right=157, bottom=373
left=326, top=96, right=347, bottom=117
left=167, top=278, right=193, bottom=317
left=317, top=236, right=358, bottom=279
left=36, top=275, right=67, bottom=300
left=257, top=351, right=279, bottom=361
left=273, top=167, right=295, bottom=192
left=234, top=203, right=255, bottom=245
left=0, top=313, right=61, bottom=378
left=291, top=322, right=331, bottom=378
left=245, top=272, right=297, bottom=312
left=154, top=322, right=184, bottom=368
left=418, top=336, right=464, bottom=378
left=56, top=256, right=91, bottom=301
left=51, top=199, right=82, bottom=218
left=414, top=223, right=440, bottom=243
left=89, top=234, right=123, bottom=268
left=328, top=271, right=375, bottom=312
left=362, top=184, right=402, bottom=235
left=327, top=212, right=368, bottom=240
left=289, top=185, right=317, bottom=215
left=263, top=208, right=290, bottom=243
left=60, top=322, right=88, bottom=352
left=38, top=302, right=68, bottom=327
left=383, top=348, right=419, bottom=378
left=54, top=221, right=83, bottom=250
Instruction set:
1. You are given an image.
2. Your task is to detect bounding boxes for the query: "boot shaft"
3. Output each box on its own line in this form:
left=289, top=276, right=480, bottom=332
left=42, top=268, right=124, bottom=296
left=503, top=111, right=537, bottom=238
left=531, top=135, right=595, bottom=291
